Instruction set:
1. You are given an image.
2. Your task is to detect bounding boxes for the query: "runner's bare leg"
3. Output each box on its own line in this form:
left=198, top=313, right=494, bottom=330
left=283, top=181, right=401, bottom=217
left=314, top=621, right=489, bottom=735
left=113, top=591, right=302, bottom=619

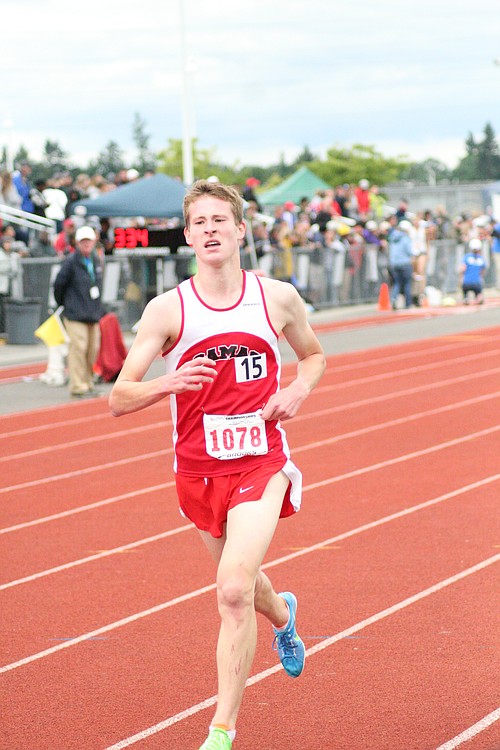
left=197, top=471, right=290, bottom=728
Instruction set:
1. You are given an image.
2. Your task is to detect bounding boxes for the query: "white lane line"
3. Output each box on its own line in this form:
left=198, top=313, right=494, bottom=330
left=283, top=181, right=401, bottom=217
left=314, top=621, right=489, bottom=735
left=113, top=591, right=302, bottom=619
left=296, top=390, right=500, bottom=447
left=2, top=367, right=499, bottom=496
left=0, top=401, right=166, bottom=440
left=3, top=470, right=498, bottom=591
left=314, top=336, right=500, bottom=375
left=1, top=473, right=498, bottom=669
left=294, top=368, right=500, bottom=424
left=0, top=581, right=218, bottom=674
left=264, top=474, right=500, bottom=571
left=3, top=361, right=500, bottom=461
left=0, top=449, right=169, bottom=496
left=301, top=392, right=500, bottom=451
left=1, top=400, right=499, bottom=536
left=310, top=347, right=500, bottom=398
left=1, top=339, right=496, bottom=442
left=101, top=553, right=500, bottom=750
left=434, top=707, right=500, bottom=749
left=0, top=524, right=193, bottom=591
left=0, top=482, right=175, bottom=535
left=0, top=420, right=169, bottom=463
left=303, top=424, right=500, bottom=491
left=0, top=392, right=499, bottom=534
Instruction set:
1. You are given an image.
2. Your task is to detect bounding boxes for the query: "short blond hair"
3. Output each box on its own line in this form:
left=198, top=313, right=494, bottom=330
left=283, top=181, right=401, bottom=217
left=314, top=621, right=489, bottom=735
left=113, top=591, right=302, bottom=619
left=183, top=180, right=244, bottom=227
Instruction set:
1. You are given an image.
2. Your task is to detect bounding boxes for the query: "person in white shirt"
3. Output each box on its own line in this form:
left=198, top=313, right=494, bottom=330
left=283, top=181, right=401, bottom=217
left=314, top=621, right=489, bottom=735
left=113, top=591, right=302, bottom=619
left=43, top=177, right=68, bottom=232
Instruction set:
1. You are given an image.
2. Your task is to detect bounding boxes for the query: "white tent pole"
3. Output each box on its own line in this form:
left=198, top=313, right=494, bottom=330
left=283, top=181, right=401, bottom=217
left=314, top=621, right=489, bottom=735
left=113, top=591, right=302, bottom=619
left=178, top=0, right=194, bottom=187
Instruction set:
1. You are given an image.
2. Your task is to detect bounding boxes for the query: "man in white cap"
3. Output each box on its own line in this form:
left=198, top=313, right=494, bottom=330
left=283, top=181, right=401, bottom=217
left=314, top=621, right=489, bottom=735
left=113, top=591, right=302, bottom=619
left=459, top=238, right=486, bottom=305
left=54, top=225, right=104, bottom=397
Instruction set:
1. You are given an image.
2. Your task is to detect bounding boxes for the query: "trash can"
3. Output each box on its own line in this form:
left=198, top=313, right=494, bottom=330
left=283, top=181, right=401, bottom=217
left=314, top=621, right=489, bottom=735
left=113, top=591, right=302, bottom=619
left=4, top=298, right=42, bottom=345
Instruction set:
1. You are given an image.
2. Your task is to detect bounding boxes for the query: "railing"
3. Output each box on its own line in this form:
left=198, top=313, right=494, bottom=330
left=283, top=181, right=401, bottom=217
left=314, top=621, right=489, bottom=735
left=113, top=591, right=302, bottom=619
left=0, top=241, right=497, bottom=341
left=287, top=239, right=497, bottom=308
left=0, top=204, right=57, bottom=234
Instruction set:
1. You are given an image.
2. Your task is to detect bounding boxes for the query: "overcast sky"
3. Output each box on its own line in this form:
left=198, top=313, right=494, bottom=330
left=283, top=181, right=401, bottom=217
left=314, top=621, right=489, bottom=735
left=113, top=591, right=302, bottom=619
left=3, top=0, right=500, bottom=172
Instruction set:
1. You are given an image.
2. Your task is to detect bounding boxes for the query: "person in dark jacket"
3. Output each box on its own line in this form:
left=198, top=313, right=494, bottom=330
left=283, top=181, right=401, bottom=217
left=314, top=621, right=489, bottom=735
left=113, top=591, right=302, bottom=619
left=53, top=225, right=104, bottom=397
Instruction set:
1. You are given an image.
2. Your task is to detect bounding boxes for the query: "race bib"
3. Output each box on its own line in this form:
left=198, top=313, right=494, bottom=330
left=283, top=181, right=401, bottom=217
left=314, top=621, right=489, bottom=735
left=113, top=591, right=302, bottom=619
left=234, top=353, right=267, bottom=383
left=203, top=411, right=268, bottom=460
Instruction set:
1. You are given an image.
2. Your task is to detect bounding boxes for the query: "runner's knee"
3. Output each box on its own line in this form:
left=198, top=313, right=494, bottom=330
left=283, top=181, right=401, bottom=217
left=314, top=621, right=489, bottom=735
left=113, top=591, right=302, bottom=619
left=217, top=569, right=255, bottom=615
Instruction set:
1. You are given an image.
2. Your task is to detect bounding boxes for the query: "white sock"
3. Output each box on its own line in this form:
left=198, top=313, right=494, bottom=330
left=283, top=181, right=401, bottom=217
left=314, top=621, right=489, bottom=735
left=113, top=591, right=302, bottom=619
left=273, top=598, right=290, bottom=632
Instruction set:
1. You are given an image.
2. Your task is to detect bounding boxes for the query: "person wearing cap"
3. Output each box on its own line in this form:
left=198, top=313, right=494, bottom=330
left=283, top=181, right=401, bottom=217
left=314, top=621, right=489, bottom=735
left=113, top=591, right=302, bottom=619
left=388, top=220, right=415, bottom=309
left=54, top=218, right=77, bottom=256
left=459, top=239, right=486, bottom=305
left=54, top=226, right=104, bottom=397
left=242, top=177, right=262, bottom=211
left=282, top=201, right=297, bottom=230
left=354, top=179, right=370, bottom=220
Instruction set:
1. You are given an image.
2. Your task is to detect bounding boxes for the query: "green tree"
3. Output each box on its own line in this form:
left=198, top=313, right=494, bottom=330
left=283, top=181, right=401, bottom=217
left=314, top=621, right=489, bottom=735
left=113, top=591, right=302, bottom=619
left=291, top=145, right=317, bottom=167
left=157, top=138, right=245, bottom=185
left=453, top=123, right=500, bottom=181
left=477, top=123, right=500, bottom=180
left=87, top=140, right=125, bottom=177
left=31, top=139, right=71, bottom=182
left=400, top=158, right=451, bottom=184
left=132, top=113, right=157, bottom=174
left=453, top=131, right=480, bottom=181
left=13, top=145, right=30, bottom=169
left=309, top=143, right=409, bottom=187
left=43, top=140, right=68, bottom=169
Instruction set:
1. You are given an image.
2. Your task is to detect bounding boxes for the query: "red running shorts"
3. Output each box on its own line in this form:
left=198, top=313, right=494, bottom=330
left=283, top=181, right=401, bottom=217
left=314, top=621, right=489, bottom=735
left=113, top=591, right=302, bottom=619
left=175, top=459, right=295, bottom=538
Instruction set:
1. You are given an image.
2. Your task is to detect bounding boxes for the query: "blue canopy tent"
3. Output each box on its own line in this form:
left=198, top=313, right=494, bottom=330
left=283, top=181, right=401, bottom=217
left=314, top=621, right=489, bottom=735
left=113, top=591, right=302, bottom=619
left=73, top=173, right=186, bottom=218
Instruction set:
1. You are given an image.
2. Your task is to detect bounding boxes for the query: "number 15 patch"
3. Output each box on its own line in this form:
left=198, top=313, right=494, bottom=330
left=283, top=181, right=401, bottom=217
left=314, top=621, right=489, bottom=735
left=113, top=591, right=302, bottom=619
left=234, top=353, right=267, bottom=383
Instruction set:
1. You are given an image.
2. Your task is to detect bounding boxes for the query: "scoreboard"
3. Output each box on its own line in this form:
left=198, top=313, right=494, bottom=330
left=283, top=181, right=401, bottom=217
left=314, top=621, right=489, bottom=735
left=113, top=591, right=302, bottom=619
left=113, top=227, right=186, bottom=250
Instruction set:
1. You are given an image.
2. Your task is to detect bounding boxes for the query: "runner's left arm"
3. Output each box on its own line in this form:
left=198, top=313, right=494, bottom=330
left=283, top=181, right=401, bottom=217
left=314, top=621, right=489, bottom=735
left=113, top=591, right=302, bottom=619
left=260, top=281, right=325, bottom=421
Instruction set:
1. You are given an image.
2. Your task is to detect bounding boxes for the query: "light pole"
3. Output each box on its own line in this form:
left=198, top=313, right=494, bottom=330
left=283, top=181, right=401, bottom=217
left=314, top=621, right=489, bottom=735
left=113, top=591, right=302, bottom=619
left=2, top=116, right=14, bottom=171
left=178, top=0, right=194, bottom=186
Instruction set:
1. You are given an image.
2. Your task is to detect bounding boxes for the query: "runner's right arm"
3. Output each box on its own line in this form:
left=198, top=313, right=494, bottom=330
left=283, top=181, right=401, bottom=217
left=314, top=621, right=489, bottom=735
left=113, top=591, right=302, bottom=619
left=109, top=292, right=217, bottom=417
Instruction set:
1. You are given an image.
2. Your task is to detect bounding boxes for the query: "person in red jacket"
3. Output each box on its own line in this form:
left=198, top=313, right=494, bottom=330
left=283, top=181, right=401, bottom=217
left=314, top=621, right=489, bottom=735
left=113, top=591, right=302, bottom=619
left=54, top=218, right=77, bottom=255
left=354, top=178, right=371, bottom=219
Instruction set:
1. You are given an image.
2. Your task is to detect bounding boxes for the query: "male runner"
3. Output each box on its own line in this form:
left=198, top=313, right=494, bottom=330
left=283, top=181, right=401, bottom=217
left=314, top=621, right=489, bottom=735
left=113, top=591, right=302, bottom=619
left=109, top=180, right=325, bottom=749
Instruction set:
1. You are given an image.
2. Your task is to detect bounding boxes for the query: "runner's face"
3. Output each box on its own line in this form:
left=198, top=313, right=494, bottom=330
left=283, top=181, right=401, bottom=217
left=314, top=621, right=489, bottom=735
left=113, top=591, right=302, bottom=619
left=184, top=197, right=245, bottom=264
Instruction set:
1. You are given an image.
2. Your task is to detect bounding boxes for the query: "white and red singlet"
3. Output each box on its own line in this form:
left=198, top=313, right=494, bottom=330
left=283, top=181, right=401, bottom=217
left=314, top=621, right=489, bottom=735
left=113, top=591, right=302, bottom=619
left=163, top=270, right=302, bottom=510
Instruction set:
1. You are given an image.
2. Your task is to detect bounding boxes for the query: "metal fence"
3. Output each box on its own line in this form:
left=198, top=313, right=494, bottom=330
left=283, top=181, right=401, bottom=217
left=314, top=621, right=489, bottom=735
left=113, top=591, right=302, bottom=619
left=0, top=241, right=497, bottom=341
left=289, top=239, right=496, bottom=309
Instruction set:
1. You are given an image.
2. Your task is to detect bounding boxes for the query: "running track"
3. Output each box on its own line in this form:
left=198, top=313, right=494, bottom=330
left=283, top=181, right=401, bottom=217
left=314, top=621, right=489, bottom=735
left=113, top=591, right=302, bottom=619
left=1, top=326, right=499, bottom=750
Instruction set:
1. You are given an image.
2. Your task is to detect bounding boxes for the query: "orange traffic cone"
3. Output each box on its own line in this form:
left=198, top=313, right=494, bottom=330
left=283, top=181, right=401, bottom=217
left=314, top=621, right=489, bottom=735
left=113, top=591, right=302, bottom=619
left=377, top=282, right=391, bottom=311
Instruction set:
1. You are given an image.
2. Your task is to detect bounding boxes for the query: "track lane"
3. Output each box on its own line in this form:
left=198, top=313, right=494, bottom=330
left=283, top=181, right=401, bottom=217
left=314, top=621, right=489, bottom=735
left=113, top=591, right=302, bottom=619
left=3, top=329, right=500, bottom=449
left=2, top=457, right=498, bottom=669
left=2, top=388, right=499, bottom=579
left=2, top=327, right=500, bottom=749
left=3, top=341, right=500, bottom=459
left=1, top=492, right=498, bottom=749
left=2, top=364, right=499, bottom=520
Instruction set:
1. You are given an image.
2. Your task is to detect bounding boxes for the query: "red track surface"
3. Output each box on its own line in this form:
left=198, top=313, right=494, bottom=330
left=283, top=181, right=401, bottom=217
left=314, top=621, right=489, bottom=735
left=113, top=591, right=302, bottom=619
left=1, top=326, right=499, bottom=750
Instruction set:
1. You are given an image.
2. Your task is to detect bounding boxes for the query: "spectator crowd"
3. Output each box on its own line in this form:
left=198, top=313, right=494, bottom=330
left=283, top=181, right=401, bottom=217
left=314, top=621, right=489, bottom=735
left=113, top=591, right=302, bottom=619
left=241, top=177, right=500, bottom=309
left=1, top=165, right=500, bottom=322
